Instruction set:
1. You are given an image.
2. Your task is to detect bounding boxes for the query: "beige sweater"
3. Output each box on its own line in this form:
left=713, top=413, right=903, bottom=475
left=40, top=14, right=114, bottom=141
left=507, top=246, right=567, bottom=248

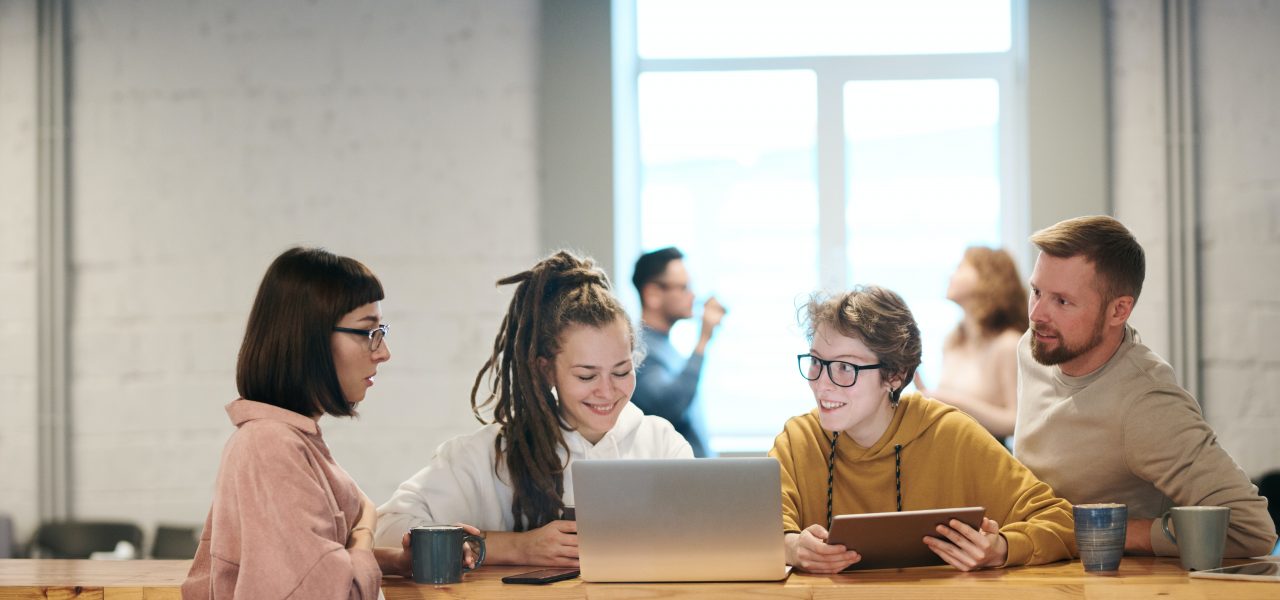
left=183, top=400, right=381, bottom=599
left=1015, top=326, right=1276, bottom=558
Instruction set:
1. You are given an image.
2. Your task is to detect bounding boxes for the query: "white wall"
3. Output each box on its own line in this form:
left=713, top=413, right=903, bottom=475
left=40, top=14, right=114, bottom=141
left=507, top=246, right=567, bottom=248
left=0, top=0, right=41, bottom=550
left=4, top=0, right=540, bottom=546
left=1193, top=0, right=1280, bottom=479
left=1025, top=0, right=1109, bottom=232
left=1109, top=0, right=1173, bottom=360
left=1109, top=0, right=1280, bottom=478
left=539, top=0, right=617, bottom=276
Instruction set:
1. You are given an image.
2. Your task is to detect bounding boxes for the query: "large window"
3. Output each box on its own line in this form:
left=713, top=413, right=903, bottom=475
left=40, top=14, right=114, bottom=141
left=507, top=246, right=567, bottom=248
left=620, top=0, right=1024, bottom=453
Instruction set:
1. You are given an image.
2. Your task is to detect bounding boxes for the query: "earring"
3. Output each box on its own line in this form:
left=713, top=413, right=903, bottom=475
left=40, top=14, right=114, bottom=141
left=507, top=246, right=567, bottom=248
left=550, top=386, right=559, bottom=406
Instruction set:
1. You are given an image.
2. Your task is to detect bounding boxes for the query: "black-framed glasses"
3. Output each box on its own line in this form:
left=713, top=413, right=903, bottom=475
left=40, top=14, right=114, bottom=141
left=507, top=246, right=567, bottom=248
left=333, top=324, right=389, bottom=352
left=797, top=354, right=882, bottom=388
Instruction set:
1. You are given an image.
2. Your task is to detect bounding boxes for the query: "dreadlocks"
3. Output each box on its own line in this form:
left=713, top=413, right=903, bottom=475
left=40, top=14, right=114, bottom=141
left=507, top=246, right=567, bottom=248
left=470, top=250, right=636, bottom=531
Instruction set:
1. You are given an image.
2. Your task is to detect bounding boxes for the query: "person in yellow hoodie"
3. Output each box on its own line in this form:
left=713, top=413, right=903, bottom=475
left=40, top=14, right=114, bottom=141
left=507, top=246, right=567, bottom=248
left=771, top=286, right=1075, bottom=573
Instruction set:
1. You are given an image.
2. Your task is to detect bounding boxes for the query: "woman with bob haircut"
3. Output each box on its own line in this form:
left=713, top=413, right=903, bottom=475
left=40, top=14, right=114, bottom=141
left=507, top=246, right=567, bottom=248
left=184, top=247, right=467, bottom=599
left=375, top=250, right=692, bottom=566
left=771, top=286, right=1074, bottom=574
left=915, top=246, right=1028, bottom=444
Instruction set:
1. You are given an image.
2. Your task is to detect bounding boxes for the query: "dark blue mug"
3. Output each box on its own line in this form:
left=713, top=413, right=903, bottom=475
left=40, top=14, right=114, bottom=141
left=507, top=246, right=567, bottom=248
left=410, top=525, right=486, bottom=585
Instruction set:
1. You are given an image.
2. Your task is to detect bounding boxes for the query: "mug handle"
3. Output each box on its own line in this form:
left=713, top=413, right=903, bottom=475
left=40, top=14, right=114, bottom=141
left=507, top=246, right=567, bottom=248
left=1160, top=510, right=1177, bottom=545
left=462, top=534, right=486, bottom=573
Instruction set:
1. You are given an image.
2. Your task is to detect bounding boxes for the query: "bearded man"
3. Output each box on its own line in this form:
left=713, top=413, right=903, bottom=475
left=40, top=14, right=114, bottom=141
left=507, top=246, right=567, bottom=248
left=1014, top=215, right=1275, bottom=559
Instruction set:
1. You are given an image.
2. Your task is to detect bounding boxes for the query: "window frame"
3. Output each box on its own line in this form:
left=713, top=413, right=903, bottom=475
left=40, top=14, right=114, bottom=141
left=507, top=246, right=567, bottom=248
left=612, top=0, right=1029, bottom=452
left=616, top=0, right=1028, bottom=299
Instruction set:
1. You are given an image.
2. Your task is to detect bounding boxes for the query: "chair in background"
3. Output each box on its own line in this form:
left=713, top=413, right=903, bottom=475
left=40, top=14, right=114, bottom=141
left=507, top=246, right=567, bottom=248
left=1257, top=470, right=1280, bottom=556
left=151, top=524, right=200, bottom=559
left=29, top=521, right=144, bottom=559
left=0, top=513, right=15, bottom=558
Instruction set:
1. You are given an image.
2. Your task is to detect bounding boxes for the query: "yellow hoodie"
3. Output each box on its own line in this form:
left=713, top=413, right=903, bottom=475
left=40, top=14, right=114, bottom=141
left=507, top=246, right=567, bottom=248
left=769, top=392, right=1076, bottom=567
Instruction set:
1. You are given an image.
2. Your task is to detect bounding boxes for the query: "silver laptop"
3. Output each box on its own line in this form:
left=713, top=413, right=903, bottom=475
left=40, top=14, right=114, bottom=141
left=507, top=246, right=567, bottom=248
left=572, top=457, right=788, bottom=582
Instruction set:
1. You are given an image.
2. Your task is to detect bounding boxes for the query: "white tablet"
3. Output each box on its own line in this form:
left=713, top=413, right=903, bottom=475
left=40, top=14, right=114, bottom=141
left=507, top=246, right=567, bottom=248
left=1188, top=560, right=1280, bottom=582
left=826, top=506, right=986, bottom=570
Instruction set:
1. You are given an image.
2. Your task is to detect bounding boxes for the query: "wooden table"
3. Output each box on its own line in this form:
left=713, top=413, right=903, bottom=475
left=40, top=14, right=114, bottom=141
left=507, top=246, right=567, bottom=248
left=1, top=557, right=1276, bottom=599
left=0, top=559, right=189, bottom=599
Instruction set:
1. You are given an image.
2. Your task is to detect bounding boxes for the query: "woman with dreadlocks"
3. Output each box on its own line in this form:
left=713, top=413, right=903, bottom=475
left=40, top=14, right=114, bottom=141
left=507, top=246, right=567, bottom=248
left=375, top=251, right=692, bottom=566
left=770, top=286, right=1074, bottom=574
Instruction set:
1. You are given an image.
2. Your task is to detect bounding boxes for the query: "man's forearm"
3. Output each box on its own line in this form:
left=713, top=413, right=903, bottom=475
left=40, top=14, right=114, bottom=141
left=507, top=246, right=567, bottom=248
left=1124, top=518, right=1154, bottom=555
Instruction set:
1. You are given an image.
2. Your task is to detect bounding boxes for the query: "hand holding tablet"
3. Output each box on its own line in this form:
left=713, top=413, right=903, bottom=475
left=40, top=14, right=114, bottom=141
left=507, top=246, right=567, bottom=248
left=923, top=516, right=1007, bottom=571
left=788, top=524, right=863, bottom=573
left=825, top=507, right=989, bottom=571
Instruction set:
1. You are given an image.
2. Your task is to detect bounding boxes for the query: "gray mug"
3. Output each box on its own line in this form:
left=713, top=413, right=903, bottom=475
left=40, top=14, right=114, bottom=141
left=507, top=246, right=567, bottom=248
left=1161, top=506, right=1230, bottom=571
left=410, top=525, right=486, bottom=585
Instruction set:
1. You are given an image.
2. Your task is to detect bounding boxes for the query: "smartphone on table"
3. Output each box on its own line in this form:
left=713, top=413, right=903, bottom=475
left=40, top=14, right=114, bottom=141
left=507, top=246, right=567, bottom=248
left=501, top=567, right=580, bottom=585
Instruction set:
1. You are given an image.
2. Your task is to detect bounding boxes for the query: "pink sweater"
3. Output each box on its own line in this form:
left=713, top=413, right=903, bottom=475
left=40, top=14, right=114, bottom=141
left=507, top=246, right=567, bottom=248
left=183, top=400, right=381, bottom=599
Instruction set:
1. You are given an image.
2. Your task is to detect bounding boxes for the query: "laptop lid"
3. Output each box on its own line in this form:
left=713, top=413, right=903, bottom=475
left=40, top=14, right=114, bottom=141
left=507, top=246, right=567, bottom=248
left=573, top=457, right=788, bottom=582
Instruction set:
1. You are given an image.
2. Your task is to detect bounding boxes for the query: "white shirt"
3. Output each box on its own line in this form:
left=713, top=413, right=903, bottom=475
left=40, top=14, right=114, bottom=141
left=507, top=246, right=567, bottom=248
left=375, top=403, right=692, bottom=545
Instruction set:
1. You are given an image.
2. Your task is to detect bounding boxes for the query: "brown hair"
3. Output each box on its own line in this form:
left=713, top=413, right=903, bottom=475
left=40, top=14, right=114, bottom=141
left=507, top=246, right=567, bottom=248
left=236, top=247, right=384, bottom=418
left=1030, top=215, right=1145, bottom=302
left=948, top=247, right=1029, bottom=348
left=803, top=286, right=922, bottom=403
left=471, top=250, right=636, bottom=531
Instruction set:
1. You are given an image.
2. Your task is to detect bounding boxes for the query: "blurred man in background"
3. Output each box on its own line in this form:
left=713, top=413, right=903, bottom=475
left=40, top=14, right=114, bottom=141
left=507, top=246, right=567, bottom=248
left=631, top=248, right=725, bottom=457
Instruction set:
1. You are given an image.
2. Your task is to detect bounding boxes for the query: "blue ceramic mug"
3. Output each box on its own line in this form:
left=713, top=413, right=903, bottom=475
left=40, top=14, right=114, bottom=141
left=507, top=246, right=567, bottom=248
left=1073, top=503, right=1127, bottom=572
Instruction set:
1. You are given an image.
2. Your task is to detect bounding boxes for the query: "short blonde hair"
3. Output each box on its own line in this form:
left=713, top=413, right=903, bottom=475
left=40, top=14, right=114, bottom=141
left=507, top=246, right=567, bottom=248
left=803, top=286, right=922, bottom=402
left=1030, top=215, right=1145, bottom=302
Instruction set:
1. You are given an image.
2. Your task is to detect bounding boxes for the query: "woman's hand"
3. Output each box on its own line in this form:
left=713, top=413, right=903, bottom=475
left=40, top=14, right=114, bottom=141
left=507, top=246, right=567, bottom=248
left=924, top=517, right=1007, bottom=571
left=457, top=523, right=484, bottom=568
left=486, top=520, right=578, bottom=566
left=784, top=524, right=861, bottom=573
left=517, top=520, right=578, bottom=566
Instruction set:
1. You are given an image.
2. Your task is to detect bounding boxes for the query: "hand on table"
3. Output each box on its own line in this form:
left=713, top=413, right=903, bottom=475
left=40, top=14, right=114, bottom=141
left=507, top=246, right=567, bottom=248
left=512, top=520, right=579, bottom=567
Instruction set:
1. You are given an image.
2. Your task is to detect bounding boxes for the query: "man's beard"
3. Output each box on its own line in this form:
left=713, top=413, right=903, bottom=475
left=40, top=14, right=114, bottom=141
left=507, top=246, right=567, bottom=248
left=1031, top=309, right=1107, bottom=366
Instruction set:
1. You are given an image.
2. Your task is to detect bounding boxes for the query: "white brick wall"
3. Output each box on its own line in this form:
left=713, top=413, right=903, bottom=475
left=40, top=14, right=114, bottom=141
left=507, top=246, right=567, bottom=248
left=1109, top=0, right=1173, bottom=361
left=0, top=0, right=41, bottom=548
left=1109, top=0, right=1280, bottom=478
left=1194, top=0, right=1280, bottom=479
left=52, top=0, right=539, bottom=544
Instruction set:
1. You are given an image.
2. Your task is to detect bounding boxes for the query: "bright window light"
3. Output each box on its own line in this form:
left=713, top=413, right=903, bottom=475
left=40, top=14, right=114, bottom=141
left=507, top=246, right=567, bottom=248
left=639, top=71, right=819, bottom=452
left=628, top=1, right=1018, bottom=454
left=844, top=79, right=1003, bottom=385
left=638, top=0, right=1011, bottom=59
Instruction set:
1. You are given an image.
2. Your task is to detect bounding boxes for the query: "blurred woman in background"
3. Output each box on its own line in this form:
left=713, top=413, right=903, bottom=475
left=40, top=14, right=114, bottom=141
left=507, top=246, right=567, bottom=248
left=916, top=247, right=1028, bottom=444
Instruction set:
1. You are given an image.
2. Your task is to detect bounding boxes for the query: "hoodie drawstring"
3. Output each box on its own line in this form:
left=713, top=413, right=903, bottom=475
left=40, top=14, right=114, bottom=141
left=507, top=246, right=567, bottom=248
left=825, top=431, right=840, bottom=530
left=825, top=436, right=905, bottom=531
left=893, top=444, right=903, bottom=512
